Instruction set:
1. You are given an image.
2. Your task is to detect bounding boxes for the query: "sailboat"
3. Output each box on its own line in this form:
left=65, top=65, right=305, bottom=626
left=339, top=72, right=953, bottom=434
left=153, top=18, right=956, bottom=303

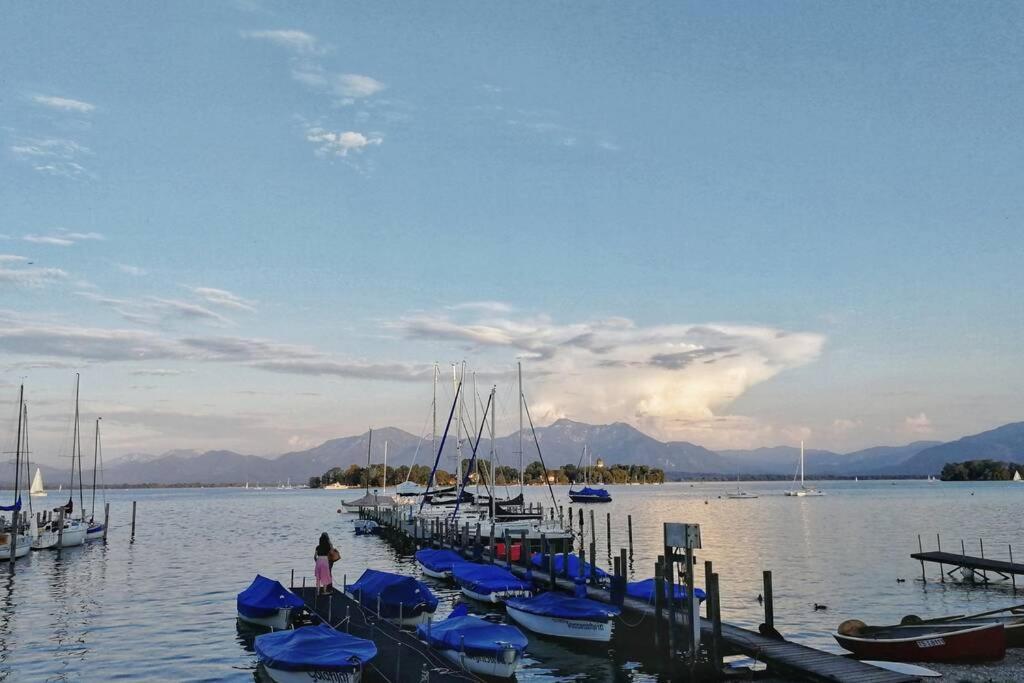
left=784, top=441, right=824, bottom=497
left=726, top=475, right=758, bottom=499
left=568, top=444, right=611, bottom=503
left=1, top=385, right=31, bottom=562
left=33, top=374, right=88, bottom=549
left=1014, top=470, right=1022, bottom=483
left=30, top=468, right=47, bottom=497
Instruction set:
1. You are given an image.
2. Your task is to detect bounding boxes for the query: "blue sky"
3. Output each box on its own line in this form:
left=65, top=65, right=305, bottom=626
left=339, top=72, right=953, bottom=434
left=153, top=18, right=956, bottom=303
left=2, top=2, right=1023, bottom=461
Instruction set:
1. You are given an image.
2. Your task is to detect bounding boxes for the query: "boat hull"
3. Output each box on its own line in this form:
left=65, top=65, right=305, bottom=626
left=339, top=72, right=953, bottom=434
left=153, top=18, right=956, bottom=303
left=86, top=524, right=104, bottom=541
left=835, top=623, right=1006, bottom=663
left=343, top=591, right=435, bottom=627
left=436, top=647, right=521, bottom=678
left=418, top=565, right=451, bottom=580
left=0, top=536, right=32, bottom=560
left=263, top=665, right=362, bottom=683
left=459, top=586, right=531, bottom=604
left=506, top=605, right=613, bottom=642
left=238, top=608, right=293, bottom=630
left=567, top=495, right=611, bottom=504
left=32, top=524, right=87, bottom=549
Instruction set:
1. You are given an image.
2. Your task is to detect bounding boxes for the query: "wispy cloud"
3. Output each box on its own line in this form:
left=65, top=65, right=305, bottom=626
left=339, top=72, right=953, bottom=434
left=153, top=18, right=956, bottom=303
left=188, top=286, right=256, bottom=312
left=446, top=301, right=513, bottom=314
left=0, top=266, right=68, bottom=287
left=305, top=127, right=382, bottom=157
left=334, top=74, right=386, bottom=98
left=240, top=28, right=319, bottom=53
left=10, top=137, right=94, bottom=178
left=905, top=412, right=933, bottom=434
left=116, top=263, right=147, bottom=276
left=130, top=369, right=182, bottom=377
left=31, top=94, right=95, bottom=113
left=24, top=230, right=104, bottom=246
left=144, top=298, right=232, bottom=326
left=0, top=254, right=30, bottom=263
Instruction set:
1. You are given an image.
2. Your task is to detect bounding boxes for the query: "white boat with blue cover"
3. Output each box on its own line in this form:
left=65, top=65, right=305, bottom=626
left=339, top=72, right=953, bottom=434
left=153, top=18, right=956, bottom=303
left=505, top=592, right=620, bottom=642
left=255, top=623, right=377, bottom=683
left=414, top=548, right=468, bottom=579
left=345, top=569, right=438, bottom=626
left=626, top=578, right=706, bottom=605
left=237, top=575, right=306, bottom=630
left=417, top=605, right=527, bottom=678
left=530, top=552, right=610, bottom=581
left=452, top=563, right=533, bottom=604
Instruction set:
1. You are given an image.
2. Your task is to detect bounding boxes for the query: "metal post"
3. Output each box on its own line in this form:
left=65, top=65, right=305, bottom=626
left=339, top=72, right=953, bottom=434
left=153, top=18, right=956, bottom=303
left=763, top=570, right=774, bottom=628
left=653, top=558, right=664, bottom=650
left=614, top=556, right=622, bottom=577
left=620, top=548, right=627, bottom=580
left=1012, top=545, right=1017, bottom=593
left=130, top=500, right=137, bottom=543
left=589, top=542, right=597, bottom=583
left=589, top=509, right=596, bottom=550
left=980, top=538, right=988, bottom=583
left=291, top=568, right=295, bottom=589
left=606, top=512, right=612, bottom=559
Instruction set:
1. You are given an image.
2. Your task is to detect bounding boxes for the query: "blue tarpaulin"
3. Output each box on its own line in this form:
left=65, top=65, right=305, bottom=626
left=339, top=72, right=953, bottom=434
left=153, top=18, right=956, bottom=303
left=255, top=624, right=377, bottom=672
left=237, top=575, right=305, bottom=619
left=348, top=569, right=438, bottom=618
left=416, top=610, right=527, bottom=658
left=506, top=592, right=620, bottom=622
left=530, top=552, right=610, bottom=580
left=0, top=496, right=20, bottom=512
left=452, top=564, right=532, bottom=596
left=626, top=578, right=706, bottom=604
left=414, top=548, right=468, bottom=574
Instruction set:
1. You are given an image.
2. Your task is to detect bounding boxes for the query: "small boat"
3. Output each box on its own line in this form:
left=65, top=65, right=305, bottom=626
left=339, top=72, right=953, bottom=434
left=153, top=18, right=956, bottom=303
left=626, top=578, right=706, bottom=605
left=0, top=529, right=31, bottom=560
left=452, top=564, right=533, bottom=603
left=785, top=441, right=824, bottom=497
left=395, top=480, right=427, bottom=497
left=345, top=569, right=438, bottom=626
left=726, top=491, right=758, bottom=499
left=834, top=618, right=1006, bottom=663
left=1014, top=470, right=1022, bottom=483
left=352, top=519, right=379, bottom=536
left=32, top=515, right=87, bottom=549
left=30, top=468, right=47, bottom=497
left=414, top=548, right=468, bottom=579
left=416, top=605, right=527, bottom=677
left=255, top=623, right=377, bottom=683
left=568, top=445, right=612, bottom=503
left=237, top=575, right=306, bottom=630
left=506, top=592, right=620, bottom=642
left=529, top=552, right=609, bottom=581
left=899, top=607, right=1024, bottom=648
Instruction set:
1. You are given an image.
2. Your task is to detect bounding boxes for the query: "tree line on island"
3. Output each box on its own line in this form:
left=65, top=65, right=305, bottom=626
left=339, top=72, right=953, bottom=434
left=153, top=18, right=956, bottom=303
left=940, top=459, right=1024, bottom=481
left=308, top=460, right=666, bottom=489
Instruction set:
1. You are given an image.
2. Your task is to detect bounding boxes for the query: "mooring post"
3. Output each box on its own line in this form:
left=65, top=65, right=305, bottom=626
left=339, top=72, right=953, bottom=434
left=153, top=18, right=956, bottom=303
left=504, top=530, right=511, bottom=569
left=57, top=507, right=65, bottom=548
left=653, top=557, right=665, bottom=650
left=103, top=502, right=110, bottom=542
left=937, top=534, right=944, bottom=582
left=291, top=568, right=295, bottom=589
left=489, top=524, right=495, bottom=564
left=614, top=555, right=622, bottom=577
left=627, top=514, right=634, bottom=558
left=606, top=512, right=612, bottom=559
left=763, top=570, right=774, bottom=629
left=589, top=541, right=597, bottom=583
left=589, top=509, right=596, bottom=550
left=710, top=572, right=723, bottom=671
left=578, top=508, right=584, bottom=552
left=130, top=500, right=137, bottom=543
left=619, top=548, right=627, bottom=580
left=562, top=540, right=570, bottom=578
left=558, top=505, right=563, bottom=527
left=918, top=534, right=926, bottom=582
left=1012, top=546, right=1017, bottom=592
left=980, top=538, right=988, bottom=583
left=568, top=506, right=573, bottom=533
left=704, top=560, right=714, bottom=618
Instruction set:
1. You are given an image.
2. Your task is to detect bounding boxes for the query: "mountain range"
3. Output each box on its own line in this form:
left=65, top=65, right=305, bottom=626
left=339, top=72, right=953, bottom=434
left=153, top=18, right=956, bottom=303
left=22, top=419, right=1024, bottom=486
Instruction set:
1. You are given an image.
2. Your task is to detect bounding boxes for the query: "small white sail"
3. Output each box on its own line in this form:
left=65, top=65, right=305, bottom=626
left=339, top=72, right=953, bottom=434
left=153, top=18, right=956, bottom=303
left=30, top=467, right=47, bottom=497
left=1014, top=470, right=1022, bottom=482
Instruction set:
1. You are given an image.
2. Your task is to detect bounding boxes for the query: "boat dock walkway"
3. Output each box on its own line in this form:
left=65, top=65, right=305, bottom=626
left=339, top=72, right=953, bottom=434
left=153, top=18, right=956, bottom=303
left=294, top=585, right=482, bottom=683
left=363, top=508, right=918, bottom=683
left=912, top=550, right=1024, bottom=582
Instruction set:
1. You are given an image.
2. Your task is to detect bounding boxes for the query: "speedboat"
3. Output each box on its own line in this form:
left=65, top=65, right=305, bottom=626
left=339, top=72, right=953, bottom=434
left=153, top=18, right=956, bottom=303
left=835, top=618, right=1006, bottom=663
left=346, top=569, right=438, bottom=627
left=568, top=486, right=612, bottom=504
left=414, top=548, right=468, bottom=579
left=255, top=623, right=377, bottom=683
left=452, top=564, right=533, bottom=604
left=417, top=605, right=527, bottom=677
left=506, top=592, right=620, bottom=642
left=237, top=575, right=306, bottom=630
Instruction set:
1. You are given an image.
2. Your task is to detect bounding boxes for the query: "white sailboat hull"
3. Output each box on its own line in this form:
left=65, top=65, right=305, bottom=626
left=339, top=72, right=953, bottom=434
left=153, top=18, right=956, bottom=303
left=263, top=665, right=362, bottom=683
left=505, top=605, right=613, bottom=642
left=32, top=522, right=87, bottom=549
left=0, top=535, right=32, bottom=560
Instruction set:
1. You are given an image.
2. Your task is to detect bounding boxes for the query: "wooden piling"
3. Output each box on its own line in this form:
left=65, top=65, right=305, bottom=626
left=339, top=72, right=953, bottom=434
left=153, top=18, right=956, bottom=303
left=653, top=557, right=664, bottom=649
left=918, top=534, right=925, bottom=582
left=627, top=514, right=633, bottom=557
left=589, top=541, right=597, bottom=582
left=705, top=560, right=714, bottom=618
left=102, top=502, right=109, bottom=542
left=1012, top=545, right=1017, bottom=592
left=589, top=509, right=596, bottom=550
left=763, top=570, right=774, bottom=628
left=57, top=507, right=65, bottom=548
left=937, top=534, right=944, bottom=582
left=980, top=538, right=988, bottom=583
left=606, top=511, right=611, bottom=558
left=130, top=500, right=137, bottom=543
left=614, top=555, right=622, bottom=577
left=709, top=572, right=723, bottom=670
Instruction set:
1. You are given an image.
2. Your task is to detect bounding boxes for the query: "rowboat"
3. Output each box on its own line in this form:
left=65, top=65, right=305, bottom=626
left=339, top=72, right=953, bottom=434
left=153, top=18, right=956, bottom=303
left=414, top=548, right=467, bottom=579
left=899, top=606, right=1024, bottom=648
left=452, top=564, right=532, bottom=604
left=237, top=575, right=306, bottom=630
left=345, top=569, right=438, bottom=627
left=255, top=624, right=377, bottom=683
left=505, top=592, right=620, bottom=642
left=416, top=605, right=527, bottom=677
left=835, top=618, right=1006, bottom=663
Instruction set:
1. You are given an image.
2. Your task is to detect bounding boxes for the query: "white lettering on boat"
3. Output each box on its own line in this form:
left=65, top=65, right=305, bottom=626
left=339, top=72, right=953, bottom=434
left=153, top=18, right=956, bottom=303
left=916, top=638, right=945, bottom=648
left=308, top=670, right=356, bottom=682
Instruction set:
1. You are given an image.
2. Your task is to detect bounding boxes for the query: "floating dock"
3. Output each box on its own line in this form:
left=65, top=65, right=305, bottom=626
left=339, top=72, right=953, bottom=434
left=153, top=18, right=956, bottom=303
left=361, top=506, right=918, bottom=682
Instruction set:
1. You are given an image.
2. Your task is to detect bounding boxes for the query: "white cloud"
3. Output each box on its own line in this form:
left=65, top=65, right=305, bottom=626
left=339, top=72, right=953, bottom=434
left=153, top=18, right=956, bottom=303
left=0, top=255, right=29, bottom=263
left=130, top=369, right=182, bottom=377
left=334, top=74, right=386, bottom=98
left=832, top=418, right=861, bottom=433
left=446, top=301, right=513, bottom=314
left=188, top=286, right=256, bottom=312
left=31, top=95, right=95, bottom=113
left=241, top=29, right=319, bottom=53
left=116, top=263, right=147, bottom=276
left=0, top=266, right=68, bottom=287
left=24, top=231, right=104, bottom=246
left=305, top=127, right=382, bottom=157
left=10, top=138, right=93, bottom=179
left=145, top=298, right=232, bottom=326
left=905, top=412, right=933, bottom=435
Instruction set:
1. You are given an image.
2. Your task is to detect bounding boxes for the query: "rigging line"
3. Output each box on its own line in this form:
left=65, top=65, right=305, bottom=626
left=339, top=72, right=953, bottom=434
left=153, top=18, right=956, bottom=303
left=522, top=395, right=559, bottom=511
left=418, top=379, right=462, bottom=513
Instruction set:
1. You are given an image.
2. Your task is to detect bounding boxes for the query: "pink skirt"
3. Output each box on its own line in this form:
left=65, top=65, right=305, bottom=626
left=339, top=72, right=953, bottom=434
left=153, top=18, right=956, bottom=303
left=314, top=556, right=332, bottom=587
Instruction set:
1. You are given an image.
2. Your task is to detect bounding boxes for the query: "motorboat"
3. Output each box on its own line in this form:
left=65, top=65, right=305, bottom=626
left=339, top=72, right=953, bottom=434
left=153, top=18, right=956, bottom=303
left=345, top=569, right=438, bottom=627
left=416, top=605, right=527, bottom=677
left=626, top=578, right=706, bottom=605
left=452, top=564, right=532, bottom=603
left=255, top=623, right=377, bottom=683
left=505, top=592, right=620, bottom=642
left=237, top=575, right=306, bottom=630
left=414, top=548, right=468, bottom=579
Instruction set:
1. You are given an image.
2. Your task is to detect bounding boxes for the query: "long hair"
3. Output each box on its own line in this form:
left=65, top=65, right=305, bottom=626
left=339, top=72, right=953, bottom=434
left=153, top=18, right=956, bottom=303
left=316, top=532, right=332, bottom=556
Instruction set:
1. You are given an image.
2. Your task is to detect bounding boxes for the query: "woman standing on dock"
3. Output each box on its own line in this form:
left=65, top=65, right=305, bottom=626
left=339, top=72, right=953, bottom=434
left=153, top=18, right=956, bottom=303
left=315, top=532, right=339, bottom=594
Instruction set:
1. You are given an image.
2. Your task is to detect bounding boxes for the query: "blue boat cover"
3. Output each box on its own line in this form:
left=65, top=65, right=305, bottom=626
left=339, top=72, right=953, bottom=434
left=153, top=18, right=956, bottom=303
left=415, top=548, right=468, bottom=574
left=0, top=496, right=20, bottom=512
left=237, top=575, right=305, bottom=619
left=255, top=624, right=377, bottom=672
left=452, top=564, right=532, bottom=596
left=626, top=579, right=706, bottom=603
left=530, top=552, right=610, bottom=580
left=348, top=569, right=438, bottom=618
left=569, top=486, right=611, bottom=499
left=416, top=612, right=527, bottom=658
left=506, top=592, right=620, bottom=622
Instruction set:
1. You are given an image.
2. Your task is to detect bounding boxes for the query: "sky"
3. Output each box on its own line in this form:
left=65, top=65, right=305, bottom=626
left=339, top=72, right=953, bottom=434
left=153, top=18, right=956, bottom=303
left=2, top=2, right=1023, bottom=464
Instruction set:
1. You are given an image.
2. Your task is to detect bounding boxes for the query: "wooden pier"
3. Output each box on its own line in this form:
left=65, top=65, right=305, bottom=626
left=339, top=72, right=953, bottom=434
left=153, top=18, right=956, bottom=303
left=912, top=551, right=1024, bottom=581
left=362, top=507, right=918, bottom=683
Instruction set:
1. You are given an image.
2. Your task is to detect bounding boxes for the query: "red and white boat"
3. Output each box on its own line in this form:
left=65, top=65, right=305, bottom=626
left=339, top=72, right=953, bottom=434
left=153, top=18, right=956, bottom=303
left=835, top=618, right=1006, bottom=663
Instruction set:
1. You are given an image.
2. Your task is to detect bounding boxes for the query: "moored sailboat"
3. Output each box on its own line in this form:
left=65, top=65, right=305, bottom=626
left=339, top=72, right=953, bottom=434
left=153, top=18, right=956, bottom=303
left=1, top=385, right=31, bottom=562
left=30, top=468, right=47, bottom=497
left=784, top=441, right=823, bottom=497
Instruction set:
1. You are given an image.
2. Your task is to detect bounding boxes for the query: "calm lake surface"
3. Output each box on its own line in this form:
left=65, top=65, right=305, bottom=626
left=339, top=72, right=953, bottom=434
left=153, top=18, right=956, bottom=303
left=2, top=480, right=1022, bottom=681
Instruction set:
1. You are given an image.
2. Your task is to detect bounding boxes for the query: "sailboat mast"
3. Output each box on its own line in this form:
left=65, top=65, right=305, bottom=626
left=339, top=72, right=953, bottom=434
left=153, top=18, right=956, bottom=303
left=9, top=384, right=24, bottom=566
left=517, top=361, right=523, bottom=494
left=91, top=418, right=100, bottom=522
left=473, top=370, right=478, bottom=499
left=489, top=385, right=496, bottom=519
left=800, top=440, right=805, bottom=486
left=456, top=362, right=464, bottom=486
left=23, top=404, right=33, bottom=516
left=365, top=428, right=373, bottom=493
left=382, top=440, right=388, bottom=495
left=431, top=363, right=437, bottom=486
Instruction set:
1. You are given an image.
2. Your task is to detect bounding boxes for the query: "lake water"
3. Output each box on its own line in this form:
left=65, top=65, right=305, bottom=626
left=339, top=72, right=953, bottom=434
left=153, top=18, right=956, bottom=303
left=2, top=480, right=1022, bottom=681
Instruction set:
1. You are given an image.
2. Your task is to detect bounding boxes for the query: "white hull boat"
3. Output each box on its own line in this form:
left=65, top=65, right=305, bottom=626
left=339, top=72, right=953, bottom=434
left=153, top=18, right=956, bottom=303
left=86, top=523, right=105, bottom=541
left=32, top=521, right=87, bottom=549
left=505, top=604, right=614, bottom=642
left=460, top=586, right=531, bottom=604
left=419, top=565, right=450, bottom=580
left=436, top=648, right=520, bottom=678
left=785, top=441, right=824, bottom=497
left=238, top=608, right=294, bottom=630
left=0, top=534, right=31, bottom=560
left=262, top=666, right=361, bottom=683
